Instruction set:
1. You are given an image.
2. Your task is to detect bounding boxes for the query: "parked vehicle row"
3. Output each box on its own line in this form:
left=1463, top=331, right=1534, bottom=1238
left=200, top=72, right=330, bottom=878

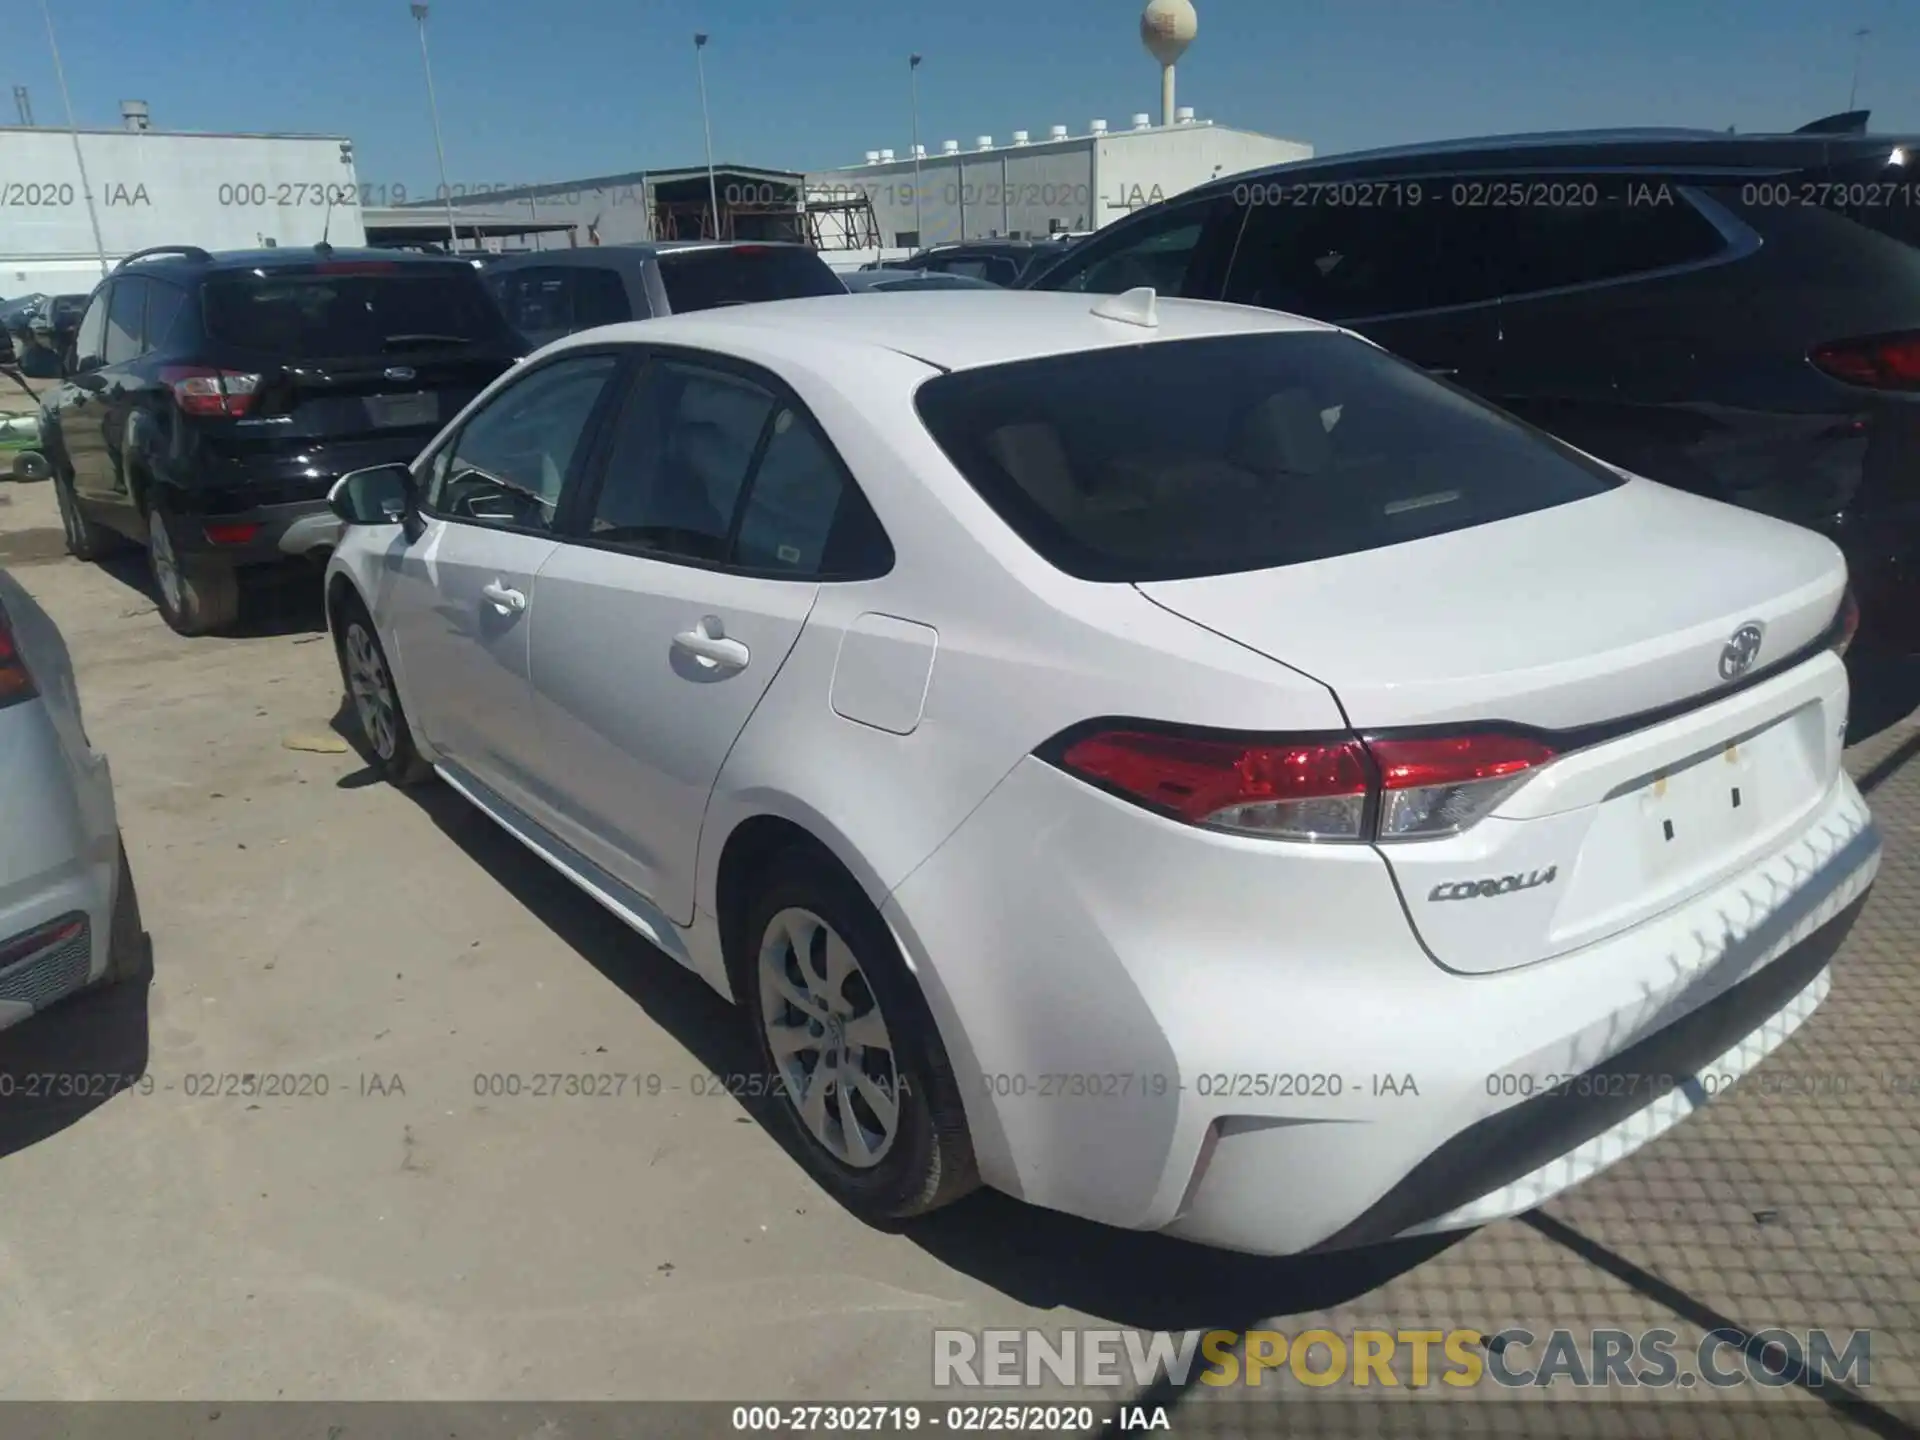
left=1023, top=124, right=1920, bottom=655
left=14, top=123, right=1900, bottom=1255
left=317, top=287, right=1876, bottom=1254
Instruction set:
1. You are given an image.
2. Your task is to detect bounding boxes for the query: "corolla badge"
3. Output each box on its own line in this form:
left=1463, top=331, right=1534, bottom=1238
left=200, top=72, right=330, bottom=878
left=1429, top=867, right=1558, bottom=902
left=383, top=366, right=417, bottom=382
left=1719, top=621, right=1765, bottom=681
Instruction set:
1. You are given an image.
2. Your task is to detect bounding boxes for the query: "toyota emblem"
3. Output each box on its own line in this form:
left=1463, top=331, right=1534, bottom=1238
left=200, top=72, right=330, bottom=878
left=1719, top=621, right=1765, bottom=681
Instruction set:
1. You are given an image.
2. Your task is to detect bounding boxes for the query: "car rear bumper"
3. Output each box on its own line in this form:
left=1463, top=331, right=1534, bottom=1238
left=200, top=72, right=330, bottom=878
left=0, top=702, right=120, bottom=1033
left=165, top=498, right=340, bottom=566
left=884, top=755, right=1879, bottom=1256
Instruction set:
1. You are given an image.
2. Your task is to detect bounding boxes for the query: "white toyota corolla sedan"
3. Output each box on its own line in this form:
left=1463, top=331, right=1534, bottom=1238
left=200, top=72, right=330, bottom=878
left=322, top=289, right=1878, bottom=1255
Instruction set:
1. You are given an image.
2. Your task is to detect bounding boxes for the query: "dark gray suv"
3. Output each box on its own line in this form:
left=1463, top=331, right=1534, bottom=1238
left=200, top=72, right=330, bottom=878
left=483, top=242, right=846, bottom=350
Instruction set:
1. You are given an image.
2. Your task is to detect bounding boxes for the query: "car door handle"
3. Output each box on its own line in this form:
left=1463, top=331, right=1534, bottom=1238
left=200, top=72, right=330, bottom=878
left=1425, top=365, right=1460, bottom=378
left=673, top=617, right=749, bottom=670
left=480, top=580, right=527, bottom=614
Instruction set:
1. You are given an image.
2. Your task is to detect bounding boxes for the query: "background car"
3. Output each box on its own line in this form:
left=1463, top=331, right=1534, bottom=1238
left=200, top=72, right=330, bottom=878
left=322, top=290, right=1874, bottom=1256
left=0, top=568, right=145, bottom=1033
left=1024, top=125, right=1920, bottom=654
left=838, top=270, right=1000, bottom=293
left=890, top=238, right=1079, bottom=287
left=482, top=241, right=847, bottom=351
left=37, top=244, right=522, bottom=635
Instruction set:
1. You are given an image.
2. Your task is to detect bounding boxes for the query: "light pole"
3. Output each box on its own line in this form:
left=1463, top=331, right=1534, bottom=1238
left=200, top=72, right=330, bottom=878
left=909, top=53, right=924, bottom=246
left=38, top=0, right=108, bottom=277
left=1847, top=26, right=1872, bottom=112
left=694, top=33, right=720, bottom=239
left=410, top=3, right=459, bottom=253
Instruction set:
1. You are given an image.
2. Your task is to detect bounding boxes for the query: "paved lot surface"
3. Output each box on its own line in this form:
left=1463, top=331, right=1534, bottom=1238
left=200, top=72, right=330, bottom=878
left=0, top=473, right=1916, bottom=1437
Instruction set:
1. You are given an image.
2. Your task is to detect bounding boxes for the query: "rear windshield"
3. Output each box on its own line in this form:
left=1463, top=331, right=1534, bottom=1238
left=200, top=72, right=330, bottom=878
left=201, top=267, right=514, bottom=358
left=655, top=248, right=846, bottom=312
left=913, top=332, right=1624, bottom=583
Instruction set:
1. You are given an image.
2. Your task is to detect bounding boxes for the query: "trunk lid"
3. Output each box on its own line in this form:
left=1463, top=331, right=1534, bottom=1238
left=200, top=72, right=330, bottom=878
left=1138, top=479, right=1852, bottom=973
left=196, top=262, right=517, bottom=462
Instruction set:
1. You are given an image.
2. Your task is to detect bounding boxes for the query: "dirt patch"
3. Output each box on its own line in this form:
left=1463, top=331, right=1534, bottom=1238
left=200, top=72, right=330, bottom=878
left=0, top=526, right=68, bottom=567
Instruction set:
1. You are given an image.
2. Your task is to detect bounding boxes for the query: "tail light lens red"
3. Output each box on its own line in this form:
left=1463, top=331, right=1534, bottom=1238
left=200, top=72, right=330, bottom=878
left=1809, top=332, right=1920, bottom=391
left=204, top=521, right=262, bottom=546
left=1049, top=725, right=1557, bottom=843
left=1368, top=733, right=1559, bottom=839
left=1833, top=586, right=1861, bottom=658
left=0, top=599, right=39, bottom=709
left=161, top=365, right=262, bottom=417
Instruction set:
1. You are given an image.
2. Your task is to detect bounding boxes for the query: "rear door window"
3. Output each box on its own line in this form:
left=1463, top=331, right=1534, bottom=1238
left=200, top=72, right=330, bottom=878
left=1225, top=201, right=1506, bottom=319
left=104, top=277, right=147, bottom=364
left=654, top=247, right=845, bottom=312
left=1027, top=195, right=1242, bottom=297
left=201, top=265, right=514, bottom=358
left=913, top=331, right=1622, bottom=582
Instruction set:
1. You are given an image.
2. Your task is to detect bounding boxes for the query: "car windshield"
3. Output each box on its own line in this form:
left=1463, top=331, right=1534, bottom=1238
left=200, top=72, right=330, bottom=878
left=913, top=331, right=1624, bottom=582
left=201, top=267, right=513, bottom=358
left=654, top=248, right=847, bottom=311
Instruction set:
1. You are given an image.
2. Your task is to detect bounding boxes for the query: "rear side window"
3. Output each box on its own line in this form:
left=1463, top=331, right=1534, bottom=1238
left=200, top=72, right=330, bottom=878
left=913, top=332, right=1623, bottom=583
left=144, top=281, right=186, bottom=351
left=654, top=247, right=845, bottom=312
left=201, top=266, right=513, bottom=358
left=1489, top=184, right=1729, bottom=296
left=488, top=265, right=635, bottom=347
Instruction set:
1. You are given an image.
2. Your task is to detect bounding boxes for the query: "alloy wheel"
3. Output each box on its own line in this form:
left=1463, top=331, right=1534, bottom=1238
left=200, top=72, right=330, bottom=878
left=148, top=509, right=184, bottom=616
left=757, top=906, right=901, bottom=1168
left=343, top=622, right=399, bottom=760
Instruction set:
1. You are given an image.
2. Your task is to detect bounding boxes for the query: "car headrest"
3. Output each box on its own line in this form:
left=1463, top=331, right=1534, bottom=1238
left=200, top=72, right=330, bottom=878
left=1231, top=388, right=1334, bottom=476
left=985, top=422, right=1082, bottom=521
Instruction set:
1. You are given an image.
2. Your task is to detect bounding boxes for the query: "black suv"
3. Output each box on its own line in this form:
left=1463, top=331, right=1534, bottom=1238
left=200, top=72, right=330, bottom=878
left=1026, top=125, right=1920, bottom=652
left=883, top=238, right=1080, bottom=287
left=39, top=245, right=521, bottom=634
left=482, top=242, right=845, bottom=351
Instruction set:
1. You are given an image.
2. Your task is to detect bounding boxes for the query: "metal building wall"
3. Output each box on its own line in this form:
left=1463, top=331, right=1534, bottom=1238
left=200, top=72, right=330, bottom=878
left=1, top=130, right=363, bottom=293
left=808, top=140, right=1095, bottom=247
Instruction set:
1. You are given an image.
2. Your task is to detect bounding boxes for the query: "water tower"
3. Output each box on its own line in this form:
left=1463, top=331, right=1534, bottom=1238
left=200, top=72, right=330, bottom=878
left=1140, top=0, right=1197, bottom=128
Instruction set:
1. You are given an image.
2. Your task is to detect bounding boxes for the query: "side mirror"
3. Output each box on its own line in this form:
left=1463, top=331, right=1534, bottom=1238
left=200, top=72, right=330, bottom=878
left=328, top=463, right=413, bottom=526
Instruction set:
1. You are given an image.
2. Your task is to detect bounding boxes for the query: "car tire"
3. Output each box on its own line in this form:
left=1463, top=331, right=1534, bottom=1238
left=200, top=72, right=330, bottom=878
left=737, top=848, right=979, bottom=1222
left=147, top=503, right=240, bottom=636
left=52, top=468, right=121, bottom=562
left=102, top=839, right=151, bottom=986
left=332, top=595, right=434, bottom=787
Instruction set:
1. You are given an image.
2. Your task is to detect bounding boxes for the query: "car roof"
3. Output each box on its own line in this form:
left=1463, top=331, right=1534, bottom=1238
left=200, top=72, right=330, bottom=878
left=541, top=289, right=1334, bottom=373
left=117, top=245, right=479, bottom=275
left=485, top=240, right=814, bottom=270
left=1197, top=128, right=1919, bottom=194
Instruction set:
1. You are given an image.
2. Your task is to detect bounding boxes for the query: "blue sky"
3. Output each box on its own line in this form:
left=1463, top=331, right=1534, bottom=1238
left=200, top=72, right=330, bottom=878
left=16, top=0, right=1915, bottom=188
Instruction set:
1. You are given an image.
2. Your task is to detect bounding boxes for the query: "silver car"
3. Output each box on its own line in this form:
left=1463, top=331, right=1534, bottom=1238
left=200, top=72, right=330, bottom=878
left=0, top=568, right=143, bottom=1032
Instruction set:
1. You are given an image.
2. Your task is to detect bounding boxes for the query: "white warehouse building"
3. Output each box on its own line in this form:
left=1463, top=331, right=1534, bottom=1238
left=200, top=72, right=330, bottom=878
left=805, top=111, right=1311, bottom=251
left=1, top=109, right=364, bottom=298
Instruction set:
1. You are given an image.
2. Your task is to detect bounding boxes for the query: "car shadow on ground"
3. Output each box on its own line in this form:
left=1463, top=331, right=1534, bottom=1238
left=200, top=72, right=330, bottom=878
left=89, top=548, right=328, bottom=639
left=1844, top=648, right=1920, bottom=749
left=327, top=700, right=1465, bottom=1350
left=0, top=951, right=152, bottom=1160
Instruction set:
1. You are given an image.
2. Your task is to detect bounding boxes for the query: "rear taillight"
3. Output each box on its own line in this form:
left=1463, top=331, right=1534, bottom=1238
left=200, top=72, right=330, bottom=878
left=0, top=600, right=39, bottom=709
left=1058, top=730, right=1372, bottom=841
left=1368, top=733, right=1559, bottom=839
left=1048, top=725, right=1557, bottom=843
left=204, top=521, right=261, bottom=547
left=1809, top=332, right=1920, bottom=391
left=161, top=365, right=262, bottom=417
left=1833, top=586, right=1861, bottom=658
